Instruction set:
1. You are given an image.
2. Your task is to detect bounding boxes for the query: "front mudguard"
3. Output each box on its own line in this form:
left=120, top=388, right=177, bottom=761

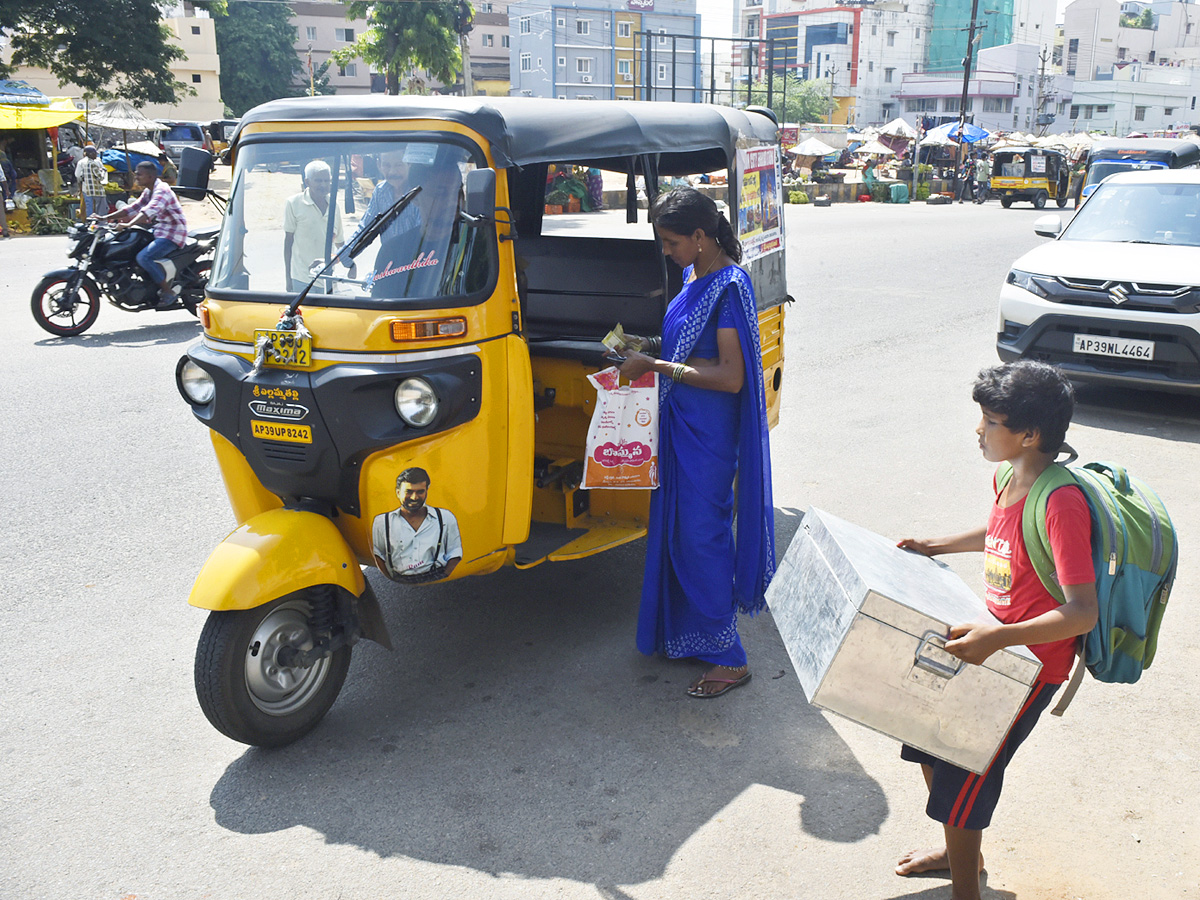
left=189, top=508, right=392, bottom=649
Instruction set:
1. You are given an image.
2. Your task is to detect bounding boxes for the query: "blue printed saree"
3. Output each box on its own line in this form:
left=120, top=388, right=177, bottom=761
left=636, top=264, right=776, bottom=666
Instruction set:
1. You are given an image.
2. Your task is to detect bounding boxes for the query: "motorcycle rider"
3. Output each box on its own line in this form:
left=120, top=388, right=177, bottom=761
left=95, top=160, right=188, bottom=309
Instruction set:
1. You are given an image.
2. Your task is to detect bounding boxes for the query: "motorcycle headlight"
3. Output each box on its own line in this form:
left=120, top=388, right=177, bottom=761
left=1006, top=269, right=1050, bottom=299
left=176, top=357, right=216, bottom=406
left=394, top=377, right=438, bottom=427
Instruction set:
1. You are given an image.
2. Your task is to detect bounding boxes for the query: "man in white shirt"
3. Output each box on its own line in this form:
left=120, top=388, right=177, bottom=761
left=371, top=467, right=462, bottom=581
left=283, top=159, right=353, bottom=291
left=75, top=144, right=109, bottom=218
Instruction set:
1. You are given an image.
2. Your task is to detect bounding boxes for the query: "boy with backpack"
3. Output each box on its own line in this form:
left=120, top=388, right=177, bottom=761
left=894, top=360, right=1099, bottom=900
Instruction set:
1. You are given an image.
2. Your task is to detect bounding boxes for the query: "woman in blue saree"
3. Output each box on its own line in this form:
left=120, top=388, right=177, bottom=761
left=618, top=188, right=775, bottom=698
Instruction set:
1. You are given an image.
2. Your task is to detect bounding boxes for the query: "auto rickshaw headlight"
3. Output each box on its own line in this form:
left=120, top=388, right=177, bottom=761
left=395, top=377, right=438, bottom=427
left=177, top=357, right=216, bottom=405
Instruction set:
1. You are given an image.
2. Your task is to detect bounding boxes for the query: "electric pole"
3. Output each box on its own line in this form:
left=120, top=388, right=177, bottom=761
left=455, top=0, right=475, bottom=96
left=1033, top=47, right=1050, bottom=135
left=954, top=0, right=982, bottom=198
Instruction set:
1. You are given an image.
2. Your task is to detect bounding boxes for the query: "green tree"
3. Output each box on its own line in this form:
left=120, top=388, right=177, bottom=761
left=0, top=0, right=225, bottom=106
left=1120, top=8, right=1155, bottom=28
left=213, top=0, right=304, bottom=115
left=332, top=1, right=463, bottom=95
left=748, top=75, right=834, bottom=126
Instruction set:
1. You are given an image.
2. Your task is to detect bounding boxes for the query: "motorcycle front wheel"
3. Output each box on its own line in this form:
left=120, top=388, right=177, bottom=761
left=194, top=593, right=352, bottom=748
left=30, top=273, right=100, bottom=337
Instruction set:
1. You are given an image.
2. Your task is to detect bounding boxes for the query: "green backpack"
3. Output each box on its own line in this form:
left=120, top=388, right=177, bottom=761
left=996, top=455, right=1177, bottom=714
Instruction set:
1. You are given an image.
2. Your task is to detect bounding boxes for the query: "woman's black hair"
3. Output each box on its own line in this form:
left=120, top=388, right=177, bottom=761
left=650, top=186, right=742, bottom=263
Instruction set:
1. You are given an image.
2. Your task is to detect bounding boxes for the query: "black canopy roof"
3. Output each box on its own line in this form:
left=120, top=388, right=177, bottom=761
left=235, top=96, right=777, bottom=174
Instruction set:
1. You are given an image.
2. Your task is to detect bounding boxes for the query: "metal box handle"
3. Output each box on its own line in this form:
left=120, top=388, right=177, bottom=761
left=914, top=630, right=965, bottom=679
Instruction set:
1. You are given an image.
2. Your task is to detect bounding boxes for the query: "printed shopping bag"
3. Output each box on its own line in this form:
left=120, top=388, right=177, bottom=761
left=582, top=367, right=659, bottom=490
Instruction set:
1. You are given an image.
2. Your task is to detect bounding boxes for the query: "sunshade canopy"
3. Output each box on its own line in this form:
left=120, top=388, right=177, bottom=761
left=235, top=96, right=778, bottom=174
left=879, top=117, right=918, bottom=139
left=854, top=139, right=896, bottom=156
left=88, top=99, right=164, bottom=132
left=925, top=121, right=991, bottom=144
left=788, top=136, right=837, bottom=157
left=0, top=80, right=82, bottom=129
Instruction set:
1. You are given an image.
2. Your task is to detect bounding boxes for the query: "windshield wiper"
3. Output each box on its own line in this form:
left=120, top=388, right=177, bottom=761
left=1120, top=239, right=1168, bottom=245
left=286, top=186, right=422, bottom=315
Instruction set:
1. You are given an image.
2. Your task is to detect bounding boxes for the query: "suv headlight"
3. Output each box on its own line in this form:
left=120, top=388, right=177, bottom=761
left=394, top=377, right=439, bottom=427
left=1006, top=269, right=1050, bottom=299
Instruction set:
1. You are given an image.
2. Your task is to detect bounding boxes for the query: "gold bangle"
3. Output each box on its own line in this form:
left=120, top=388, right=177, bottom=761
left=672, top=362, right=687, bottom=384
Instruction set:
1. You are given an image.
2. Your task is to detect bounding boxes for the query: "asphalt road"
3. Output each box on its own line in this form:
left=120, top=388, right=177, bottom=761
left=1, top=199, right=1197, bottom=900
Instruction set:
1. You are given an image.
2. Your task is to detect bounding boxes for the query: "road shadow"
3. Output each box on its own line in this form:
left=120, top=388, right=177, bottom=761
left=1071, top=382, right=1200, bottom=441
left=209, top=509, right=889, bottom=885
left=33, top=318, right=201, bottom=348
left=883, top=870, right=1015, bottom=900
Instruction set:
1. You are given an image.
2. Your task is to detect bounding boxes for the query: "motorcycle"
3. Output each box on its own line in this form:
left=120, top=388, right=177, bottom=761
left=30, top=220, right=218, bottom=337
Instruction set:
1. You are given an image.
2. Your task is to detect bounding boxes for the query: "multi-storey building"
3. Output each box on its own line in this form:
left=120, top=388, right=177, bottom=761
left=733, top=0, right=1058, bottom=127
left=468, top=0, right=514, bottom=95
left=507, top=0, right=701, bottom=100
left=291, top=1, right=374, bottom=95
left=1062, top=0, right=1200, bottom=131
left=897, top=43, right=1056, bottom=132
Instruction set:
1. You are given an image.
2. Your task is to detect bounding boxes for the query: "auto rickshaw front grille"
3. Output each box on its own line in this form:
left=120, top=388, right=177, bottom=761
left=260, top=441, right=310, bottom=463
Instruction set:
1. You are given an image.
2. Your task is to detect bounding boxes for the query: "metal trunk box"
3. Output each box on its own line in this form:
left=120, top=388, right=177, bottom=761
left=767, top=507, right=1042, bottom=774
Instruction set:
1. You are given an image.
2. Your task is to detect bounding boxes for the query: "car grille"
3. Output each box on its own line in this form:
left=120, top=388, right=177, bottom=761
left=1051, top=276, right=1200, bottom=313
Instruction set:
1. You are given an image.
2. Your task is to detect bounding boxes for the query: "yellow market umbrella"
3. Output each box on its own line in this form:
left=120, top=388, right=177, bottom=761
left=0, top=99, right=82, bottom=129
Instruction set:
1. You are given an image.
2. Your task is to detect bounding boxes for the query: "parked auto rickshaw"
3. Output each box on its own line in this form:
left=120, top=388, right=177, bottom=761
left=207, top=118, right=240, bottom=156
left=990, top=147, right=1070, bottom=208
left=176, top=96, right=789, bottom=747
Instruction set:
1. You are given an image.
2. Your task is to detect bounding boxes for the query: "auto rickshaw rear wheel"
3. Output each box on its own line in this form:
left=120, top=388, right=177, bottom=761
left=1033, top=190, right=1048, bottom=209
left=194, top=592, right=352, bottom=748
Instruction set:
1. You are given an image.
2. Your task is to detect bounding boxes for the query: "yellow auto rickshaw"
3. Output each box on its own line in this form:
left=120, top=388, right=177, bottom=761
left=990, top=146, right=1070, bottom=208
left=175, top=96, right=789, bottom=747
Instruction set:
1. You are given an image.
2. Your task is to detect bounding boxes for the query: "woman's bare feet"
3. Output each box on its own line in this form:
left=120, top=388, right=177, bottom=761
left=896, top=847, right=984, bottom=876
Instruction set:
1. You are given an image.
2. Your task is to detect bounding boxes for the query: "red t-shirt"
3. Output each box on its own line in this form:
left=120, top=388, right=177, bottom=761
left=983, top=476, right=1094, bottom=683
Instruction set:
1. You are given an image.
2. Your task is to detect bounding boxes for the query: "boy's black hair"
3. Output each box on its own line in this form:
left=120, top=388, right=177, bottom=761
left=972, top=361, right=1075, bottom=453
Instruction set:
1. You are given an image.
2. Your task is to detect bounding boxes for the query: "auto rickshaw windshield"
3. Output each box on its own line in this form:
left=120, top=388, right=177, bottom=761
left=210, top=138, right=493, bottom=303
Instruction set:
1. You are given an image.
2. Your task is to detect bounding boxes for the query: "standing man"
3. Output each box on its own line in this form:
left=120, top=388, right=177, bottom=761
left=371, top=467, right=462, bottom=581
left=0, top=157, right=10, bottom=238
left=974, top=154, right=992, bottom=204
left=96, top=160, right=188, bottom=308
left=75, top=143, right=109, bottom=218
left=283, top=159, right=352, bottom=291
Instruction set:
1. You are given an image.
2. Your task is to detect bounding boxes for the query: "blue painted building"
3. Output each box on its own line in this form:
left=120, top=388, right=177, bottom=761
left=508, top=0, right=701, bottom=100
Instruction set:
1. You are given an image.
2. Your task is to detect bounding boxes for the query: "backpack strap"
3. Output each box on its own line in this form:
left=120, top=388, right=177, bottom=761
left=996, top=461, right=1077, bottom=604
left=1051, top=648, right=1087, bottom=717
left=434, top=507, right=445, bottom=564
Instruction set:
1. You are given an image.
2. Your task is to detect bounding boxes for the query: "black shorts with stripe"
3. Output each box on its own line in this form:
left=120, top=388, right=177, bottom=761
left=900, top=680, right=1060, bottom=830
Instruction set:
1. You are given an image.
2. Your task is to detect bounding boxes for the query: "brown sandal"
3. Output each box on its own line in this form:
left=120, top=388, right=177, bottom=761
left=686, top=667, right=751, bottom=699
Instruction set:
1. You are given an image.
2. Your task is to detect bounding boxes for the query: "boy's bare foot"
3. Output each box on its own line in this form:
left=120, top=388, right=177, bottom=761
left=896, top=847, right=984, bottom=876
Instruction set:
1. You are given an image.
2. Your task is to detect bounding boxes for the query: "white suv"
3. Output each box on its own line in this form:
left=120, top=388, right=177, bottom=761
left=997, top=170, right=1200, bottom=392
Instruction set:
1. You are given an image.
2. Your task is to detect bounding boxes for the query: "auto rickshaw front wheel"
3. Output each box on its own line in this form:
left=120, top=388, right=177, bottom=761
left=1033, top=190, right=1048, bottom=209
left=1000, top=196, right=1013, bottom=208
left=194, top=593, right=351, bottom=748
